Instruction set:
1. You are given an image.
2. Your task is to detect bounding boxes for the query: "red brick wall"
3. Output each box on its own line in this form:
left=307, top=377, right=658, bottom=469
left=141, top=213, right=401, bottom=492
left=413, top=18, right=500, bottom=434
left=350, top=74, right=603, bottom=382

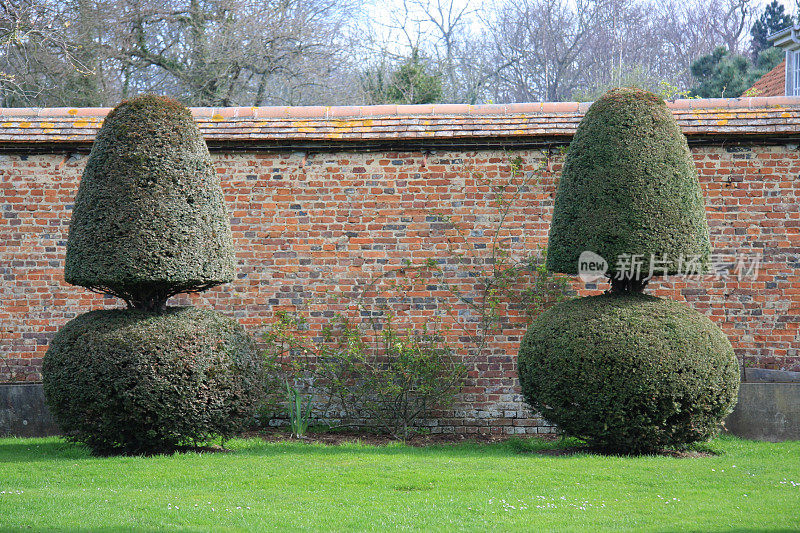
left=1, top=143, right=798, bottom=434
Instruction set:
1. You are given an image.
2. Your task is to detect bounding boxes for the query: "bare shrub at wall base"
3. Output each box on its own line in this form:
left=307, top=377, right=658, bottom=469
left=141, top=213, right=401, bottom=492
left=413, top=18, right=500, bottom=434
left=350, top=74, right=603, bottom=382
left=259, top=154, right=570, bottom=436
left=518, top=294, right=739, bottom=453
left=317, top=317, right=467, bottom=440
left=43, top=308, right=263, bottom=455
left=264, top=313, right=467, bottom=440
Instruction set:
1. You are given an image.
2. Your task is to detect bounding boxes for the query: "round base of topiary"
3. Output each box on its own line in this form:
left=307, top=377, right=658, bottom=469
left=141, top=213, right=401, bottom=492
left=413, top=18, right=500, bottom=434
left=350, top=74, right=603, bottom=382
left=518, top=293, right=740, bottom=453
left=42, top=307, right=263, bottom=455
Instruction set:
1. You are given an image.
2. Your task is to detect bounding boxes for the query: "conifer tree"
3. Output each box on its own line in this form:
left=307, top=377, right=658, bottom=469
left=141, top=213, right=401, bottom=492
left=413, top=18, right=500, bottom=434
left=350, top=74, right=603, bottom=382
left=751, top=1, right=793, bottom=59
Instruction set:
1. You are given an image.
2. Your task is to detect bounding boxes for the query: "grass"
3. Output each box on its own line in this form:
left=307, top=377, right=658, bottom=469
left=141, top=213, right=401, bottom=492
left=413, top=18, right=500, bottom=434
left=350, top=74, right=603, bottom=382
left=0, top=435, right=798, bottom=532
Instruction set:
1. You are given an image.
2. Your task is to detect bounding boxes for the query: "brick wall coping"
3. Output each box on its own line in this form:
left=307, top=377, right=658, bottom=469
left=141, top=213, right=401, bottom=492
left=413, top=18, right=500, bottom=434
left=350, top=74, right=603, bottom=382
left=2, top=96, right=800, bottom=150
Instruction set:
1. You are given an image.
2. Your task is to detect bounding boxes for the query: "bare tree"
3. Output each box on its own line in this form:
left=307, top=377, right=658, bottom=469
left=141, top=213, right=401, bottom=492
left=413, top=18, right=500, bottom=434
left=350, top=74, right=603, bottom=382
left=409, top=0, right=482, bottom=102
left=107, top=0, right=360, bottom=106
left=0, top=0, right=362, bottom=106
left=0, top=0, right=764, bottom=107
left=573, top=0, right=692, bottom=99
left=485, top=0, right=755, bottom=103
left=708, top=0, right=755, bottom=55
left=489, top=0, right=606, bottom=102
left=650, top=0, right=754, bottom=89
left=0, top=0, right=96, bottom=105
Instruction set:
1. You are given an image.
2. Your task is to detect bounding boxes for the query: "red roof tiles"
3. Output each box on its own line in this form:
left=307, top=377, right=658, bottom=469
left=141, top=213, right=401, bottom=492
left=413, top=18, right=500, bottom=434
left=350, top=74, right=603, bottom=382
left=746, top=60, right=786, bottom=97
left=2, top=97, right=800, bottom=149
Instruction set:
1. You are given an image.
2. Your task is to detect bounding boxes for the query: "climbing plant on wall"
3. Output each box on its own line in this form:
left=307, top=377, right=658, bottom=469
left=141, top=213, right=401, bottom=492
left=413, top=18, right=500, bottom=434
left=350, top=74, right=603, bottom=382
left=261, top=152, right=571, bottom=436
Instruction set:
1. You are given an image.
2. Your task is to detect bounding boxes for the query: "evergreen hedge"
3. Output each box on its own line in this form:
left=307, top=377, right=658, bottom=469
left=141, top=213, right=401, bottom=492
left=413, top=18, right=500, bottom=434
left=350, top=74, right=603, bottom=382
left=43, top=307, right=262, bottom=455
left=519, top=88, right=740, bottom=453
left=546, top=88, right=711, bottom=279
left=64, top=95, right=234, bottom=310
left=518, top=293, right=740, bottom=453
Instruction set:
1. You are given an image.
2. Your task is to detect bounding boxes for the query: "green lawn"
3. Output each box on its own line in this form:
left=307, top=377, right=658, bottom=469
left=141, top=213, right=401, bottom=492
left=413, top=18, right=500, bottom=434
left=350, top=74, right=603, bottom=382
left=0, top=435, right=798, bottom=532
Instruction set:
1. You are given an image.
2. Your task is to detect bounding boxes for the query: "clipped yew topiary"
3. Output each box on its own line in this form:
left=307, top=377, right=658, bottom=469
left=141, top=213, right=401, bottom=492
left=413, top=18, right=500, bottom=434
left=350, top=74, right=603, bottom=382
left=44, top=96, right=260, bottom=455
left=43, top=308, right=262, bottom=455
left=518, top=88, right=739, bottom=453
left=546, top=87, right=711, bottom=286
left=518, top=293, right=739, bottom=453
left=64, top=95, right=234, bottom=312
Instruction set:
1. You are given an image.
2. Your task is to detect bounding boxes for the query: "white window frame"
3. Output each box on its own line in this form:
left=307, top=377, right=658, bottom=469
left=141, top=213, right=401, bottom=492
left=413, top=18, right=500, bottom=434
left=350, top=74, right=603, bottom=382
left=793, top=52, right=800, bottom=96
left=786, top=51, right=796, bottom=96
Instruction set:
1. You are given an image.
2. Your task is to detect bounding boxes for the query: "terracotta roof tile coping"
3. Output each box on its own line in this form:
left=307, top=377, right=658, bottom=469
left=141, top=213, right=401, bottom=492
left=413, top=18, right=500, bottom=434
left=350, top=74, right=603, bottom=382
left=5, top=96, right=800, bottom=120
left=4, top=97, right=800, bottom=148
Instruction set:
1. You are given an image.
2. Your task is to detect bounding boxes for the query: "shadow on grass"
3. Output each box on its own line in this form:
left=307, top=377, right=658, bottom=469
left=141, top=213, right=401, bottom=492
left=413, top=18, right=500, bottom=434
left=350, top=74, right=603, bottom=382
left=27, top=529, right=799, bottom=533
left=0, top=435, right=569, bottom=462
left=27, top=529, right=800, bottom=533
left=4, top=529, right=149, bottom=533
left=226, top=435, right=602, bottom=461
left=0, top=438, right=91, bottom=463
left=0, top=434, right=732, bottom=463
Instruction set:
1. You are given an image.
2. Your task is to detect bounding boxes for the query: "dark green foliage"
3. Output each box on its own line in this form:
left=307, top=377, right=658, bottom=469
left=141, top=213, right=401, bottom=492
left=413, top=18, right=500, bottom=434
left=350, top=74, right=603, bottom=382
left=689, top=46, right=782, bottom=98
left=690, top=47, right=753, bottom=98
left=546, top=88, right=711, bottom=279
left=754, top=46, right=785, bottom=76
left=42, top=307, right=262, bottom=455
left=750, top=1, right=793, bottom=58
left=362, top=49, right=442, bottom=105
left=52, top=96, right=252, bottom=454
left=64, top=95, right=235, bottom=311
left=518, top=293, right=740, bottom=453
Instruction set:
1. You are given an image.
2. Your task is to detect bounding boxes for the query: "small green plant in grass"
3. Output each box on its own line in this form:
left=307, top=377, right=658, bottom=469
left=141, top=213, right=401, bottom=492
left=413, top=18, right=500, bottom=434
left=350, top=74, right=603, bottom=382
left=285, top=381, right=312, bottom=438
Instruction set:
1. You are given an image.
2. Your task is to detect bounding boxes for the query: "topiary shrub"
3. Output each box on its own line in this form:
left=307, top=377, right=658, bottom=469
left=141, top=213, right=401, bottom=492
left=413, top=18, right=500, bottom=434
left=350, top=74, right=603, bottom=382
left=546, top=87, right=711, bottom=283
left=64, top=95, right=234, bottom=311
left=519, top=88, right=740, bottom=453
left=42, top=307, right=262, bottom=455
left=44, top=95, right=258, bottom=454
left=518, top=293, right=739, bottom=453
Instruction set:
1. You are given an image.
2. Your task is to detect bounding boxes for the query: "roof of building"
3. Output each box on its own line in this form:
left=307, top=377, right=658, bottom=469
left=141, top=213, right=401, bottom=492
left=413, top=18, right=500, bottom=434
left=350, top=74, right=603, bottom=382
left=2, top=97, right=800, bottom=151
left=746, top=60, right=786, bottom=97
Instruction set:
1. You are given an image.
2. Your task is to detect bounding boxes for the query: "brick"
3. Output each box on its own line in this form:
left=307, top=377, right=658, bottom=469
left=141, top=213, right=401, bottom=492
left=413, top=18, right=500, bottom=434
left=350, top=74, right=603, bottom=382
left=1, top=142, right=798, bottom=436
